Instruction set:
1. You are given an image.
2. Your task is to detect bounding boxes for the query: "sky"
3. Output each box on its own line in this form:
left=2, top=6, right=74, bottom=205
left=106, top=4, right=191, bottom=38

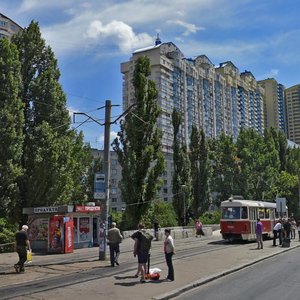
left=1, top=0, right=300, bottom=149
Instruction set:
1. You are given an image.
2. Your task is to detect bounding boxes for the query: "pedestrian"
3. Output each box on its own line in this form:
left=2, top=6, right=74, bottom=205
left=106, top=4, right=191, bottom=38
left=131, top=223, right=153, bottom=283
left=283, top=218, right=291, bottom=239
left=14, top=225, right=31, bottom=273
left=153, top=220, right=159, bottom=241
left=256, top=218, right=263, bottom=249
left=272, top=220, right=282, bottom=246
left=195, top=218, right=204, bottom=238
left=297, top=220, right=300, bottom=241
left=290, top=217, right=297, bottom=239
left=164, top=229, right=175, bottom=282
left=107, top=222, right=123, bottom=267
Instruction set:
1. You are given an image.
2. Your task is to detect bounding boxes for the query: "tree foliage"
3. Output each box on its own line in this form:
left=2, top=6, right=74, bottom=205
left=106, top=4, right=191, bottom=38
left=0, top=22, right=92, bottom=225
left=172, top=109, right=191, bottom=225
left=112, top=56, right=164, bottom=229
left=190, top=126, right=210, bottom=216
left=0, top=38, right=24, bottom=220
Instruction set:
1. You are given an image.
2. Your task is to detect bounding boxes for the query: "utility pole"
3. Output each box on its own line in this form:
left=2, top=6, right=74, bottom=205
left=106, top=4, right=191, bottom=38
left=99, top=100, right=111, bottom=260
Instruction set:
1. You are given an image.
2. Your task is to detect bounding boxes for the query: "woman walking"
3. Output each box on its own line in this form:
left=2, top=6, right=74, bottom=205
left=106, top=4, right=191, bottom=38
left=164, top=229, right=175, bottom=281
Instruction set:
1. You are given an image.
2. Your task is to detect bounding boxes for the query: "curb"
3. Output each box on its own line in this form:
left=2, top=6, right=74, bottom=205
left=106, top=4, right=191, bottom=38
left=152, top=243, right=300, bottom=300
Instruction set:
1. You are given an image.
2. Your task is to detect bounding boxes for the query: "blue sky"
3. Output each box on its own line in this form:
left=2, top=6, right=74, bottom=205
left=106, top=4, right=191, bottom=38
left=1, top=0, right=300, bottom=149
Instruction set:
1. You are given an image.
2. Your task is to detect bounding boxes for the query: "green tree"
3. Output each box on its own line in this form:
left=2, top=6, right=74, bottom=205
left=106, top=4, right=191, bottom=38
left=11, top=21, right=92, bottom=223
left=172, top=109, right=191, bottom=225
left=0, top=39, right=24, bottom=221
left=112, top=56, right=164, bottom=229
left=190, top=126, right=210, bottom=216
left=209, top=133, right=240, bottom=206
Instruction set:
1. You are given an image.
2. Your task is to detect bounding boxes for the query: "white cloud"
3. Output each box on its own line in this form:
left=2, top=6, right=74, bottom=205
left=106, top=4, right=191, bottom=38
left=86, top=20, right=153, bottom=53
left=167, top=20, right=204, bottom=36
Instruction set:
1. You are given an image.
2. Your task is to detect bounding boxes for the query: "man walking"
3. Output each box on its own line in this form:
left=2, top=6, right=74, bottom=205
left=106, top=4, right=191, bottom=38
left=256, top=218, right=263, bottom=249
left=107, top=222, right=123, bottom=267
left=131, top=223, right=153, bottom=283
left=14, top=225, right=31, bottom=273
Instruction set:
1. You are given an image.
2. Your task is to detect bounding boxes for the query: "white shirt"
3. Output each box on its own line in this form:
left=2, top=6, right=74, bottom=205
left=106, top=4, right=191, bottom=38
left=273, top=222, right=282, bottom=231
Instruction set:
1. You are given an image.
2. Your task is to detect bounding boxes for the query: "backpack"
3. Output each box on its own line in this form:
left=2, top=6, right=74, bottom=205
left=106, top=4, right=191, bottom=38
left=140, top=231, right=153, bottom=252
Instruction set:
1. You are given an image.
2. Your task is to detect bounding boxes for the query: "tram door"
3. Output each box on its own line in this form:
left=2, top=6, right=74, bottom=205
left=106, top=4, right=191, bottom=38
left=249, top=207, right=258, bottom=237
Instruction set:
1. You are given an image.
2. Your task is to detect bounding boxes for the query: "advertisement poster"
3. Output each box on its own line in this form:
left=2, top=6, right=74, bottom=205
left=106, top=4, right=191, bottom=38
left=79, top=217, right=90, bottom=242
left=49, top=215, right=64, bottom=253
left=64, top=218, right=74, bottom=253
left=27, top=217, right=48, bottom=241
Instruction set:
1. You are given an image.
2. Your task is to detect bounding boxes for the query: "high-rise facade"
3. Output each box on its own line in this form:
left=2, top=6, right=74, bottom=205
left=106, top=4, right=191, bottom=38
left=285, top=84, right=300, bottom=145
left=0, top=13, right=22, bottom=40
left=121, top=41, right=265, bottom=149
left=258, top=78, right=286, bottom=133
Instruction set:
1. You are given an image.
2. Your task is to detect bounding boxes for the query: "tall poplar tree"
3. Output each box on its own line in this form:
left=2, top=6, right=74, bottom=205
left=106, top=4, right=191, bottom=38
left=0, top=39, right=24, bottom=220
left=172, top=109, right=191, bottom=225
left=189, top=126, right=210, bottom=216
left=11, top=21, right=92, bottom=222
left=112, top=56, right=164, bottom=229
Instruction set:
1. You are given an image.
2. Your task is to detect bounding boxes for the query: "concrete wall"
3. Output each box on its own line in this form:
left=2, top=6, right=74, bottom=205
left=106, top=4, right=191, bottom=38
left=122, top=225, right=219, bottom=241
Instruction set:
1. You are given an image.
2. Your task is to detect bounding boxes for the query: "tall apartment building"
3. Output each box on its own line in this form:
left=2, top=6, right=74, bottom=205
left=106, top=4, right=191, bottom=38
left=121, top=40, right=265, bottom=148
left=285, top=84, right=300, bottom=145
left=121, top=40, right=265, bottom=205
left=258, top=78, right=286, bottom=133
left=0, top=13, right=22, bottom=40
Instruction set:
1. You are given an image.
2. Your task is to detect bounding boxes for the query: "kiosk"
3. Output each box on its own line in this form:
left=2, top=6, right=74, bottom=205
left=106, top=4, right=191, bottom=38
left=23, top=204, right=101, bottom=253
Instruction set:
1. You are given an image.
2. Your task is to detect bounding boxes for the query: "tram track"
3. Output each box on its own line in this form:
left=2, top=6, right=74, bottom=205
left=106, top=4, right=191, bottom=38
left=0, top=239, right=244, bottom=299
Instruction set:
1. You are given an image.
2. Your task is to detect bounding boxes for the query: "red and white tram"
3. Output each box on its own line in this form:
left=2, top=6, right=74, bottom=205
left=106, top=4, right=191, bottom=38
left=220, top=196, right=288, bottom=241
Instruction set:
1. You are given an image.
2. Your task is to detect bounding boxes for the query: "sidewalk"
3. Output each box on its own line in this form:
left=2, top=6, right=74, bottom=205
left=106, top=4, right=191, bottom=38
left=1, top=232, right=299, bottom=300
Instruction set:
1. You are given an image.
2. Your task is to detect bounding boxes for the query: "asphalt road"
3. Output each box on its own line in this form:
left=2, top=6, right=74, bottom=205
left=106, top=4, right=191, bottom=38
left=175, top=246, right=300, bottom=300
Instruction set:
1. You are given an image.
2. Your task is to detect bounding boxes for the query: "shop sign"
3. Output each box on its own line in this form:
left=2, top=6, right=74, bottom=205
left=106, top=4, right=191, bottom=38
left=75, top=206, right=101, bottom=213
left=34, top=207, right=59, bottom=214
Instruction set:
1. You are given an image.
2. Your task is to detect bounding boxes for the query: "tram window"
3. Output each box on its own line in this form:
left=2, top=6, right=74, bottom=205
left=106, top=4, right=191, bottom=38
left=258, top=208, right=264, bottom=219
left=265, top=208, right=270, bottom=219
left=222, top=207, right=240, bottom=219
left=241, top=207, right=248, bottom=219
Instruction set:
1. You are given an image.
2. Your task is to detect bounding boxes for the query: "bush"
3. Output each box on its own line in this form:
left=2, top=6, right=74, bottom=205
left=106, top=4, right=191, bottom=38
left=199, top=210, right=221, bottom=225
left=141, top=200, right=178, bottom=229
left=0, top=218, right=18, bottom=253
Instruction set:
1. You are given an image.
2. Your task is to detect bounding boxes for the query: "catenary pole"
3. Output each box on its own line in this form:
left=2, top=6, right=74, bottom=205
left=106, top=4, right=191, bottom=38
left=99, top=100, right=111, bottom=260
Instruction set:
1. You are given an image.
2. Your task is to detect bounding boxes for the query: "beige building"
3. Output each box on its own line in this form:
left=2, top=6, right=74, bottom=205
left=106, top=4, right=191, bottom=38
left=258, top=78, right=286, bottom=132
left=285, top=84, right=300, bottom=145
left=0, top=13, right=22, bottom=40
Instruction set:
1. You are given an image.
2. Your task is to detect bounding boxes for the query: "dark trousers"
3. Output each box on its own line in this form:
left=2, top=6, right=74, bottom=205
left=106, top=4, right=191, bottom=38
left=165, top=252, right=174, bottom=281
left=273, top=230, right=278, bottom=246
left=109, top=243, right=120, bottom=266
left=278, top=229, right=282, bottom=245
left=16, top=245, right=27, bottom=270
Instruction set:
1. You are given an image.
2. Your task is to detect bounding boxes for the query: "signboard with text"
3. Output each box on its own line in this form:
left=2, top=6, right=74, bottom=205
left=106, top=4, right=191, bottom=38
left=94, top=173, right=105, bottom=200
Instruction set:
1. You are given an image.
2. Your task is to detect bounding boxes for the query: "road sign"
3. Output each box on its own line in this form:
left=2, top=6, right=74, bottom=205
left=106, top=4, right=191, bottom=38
left=94, top=173, right=105, bottom=200
left=276, top=197, right=286, bottom=213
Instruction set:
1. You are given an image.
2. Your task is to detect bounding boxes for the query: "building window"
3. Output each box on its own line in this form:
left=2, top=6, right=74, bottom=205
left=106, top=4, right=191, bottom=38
left=111, top=178, right=117, bottom=185
left=111, top=187, right=117, bottom=194
left=163, top=188, right=168, bottom=194
left=111, top=159, right=117, bottom=166
left=112, top=197, right=117, bottom=202
left=164, top=197, right=168, bottom=202
left=111, top=169, right=117, bottom=175
left=111, top=207, right=117, bottom=212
